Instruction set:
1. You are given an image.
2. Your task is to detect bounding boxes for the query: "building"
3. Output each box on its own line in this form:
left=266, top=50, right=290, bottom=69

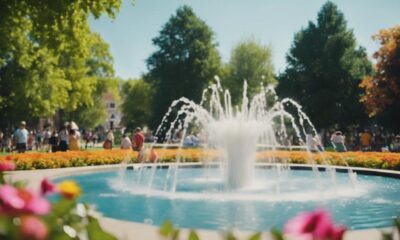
left=103, top=92, right=122, bottom=130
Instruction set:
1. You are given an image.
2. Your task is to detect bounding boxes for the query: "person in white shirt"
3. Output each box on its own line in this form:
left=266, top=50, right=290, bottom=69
left=330, top=131, right=346, bottom=152
left=14, top=121, right=29, bottom=153
left=120, top=134, right=132, bottom=150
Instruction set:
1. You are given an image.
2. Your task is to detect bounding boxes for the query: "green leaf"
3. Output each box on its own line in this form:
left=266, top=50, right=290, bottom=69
left=382, top=232, right=393, bottom=240
left=188, top=230, right=200, bottom=240
left=13, top=180, right=28, bottom=188
left=270, top=228, right=284, bottom=240
left=87, top=216, right=118, bottom=240
left=224, top=231, right=237, bottom=240
left=159, top=220, right=174, bottom=237
left=248, top=232, right=262, bottom=240
left=171, top=229, right=180, bottom=240
left=51, top=199, right=76, bottom=216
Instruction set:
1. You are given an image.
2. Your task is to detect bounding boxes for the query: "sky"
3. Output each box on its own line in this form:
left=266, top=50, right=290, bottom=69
left=89, top=0, right=400, bottom=79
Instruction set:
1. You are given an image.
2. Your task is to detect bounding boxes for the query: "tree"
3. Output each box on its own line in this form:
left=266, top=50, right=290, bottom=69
left=146, top=5, right=222, bottom=129
left=62, top=33, right=118, bottom=130
left=65, top=77, right=121, bottom=130
left=225, top=40, right=276, bottom=105
left=0, top=0, right=122, bottom=128
left=360, top=26, right=400, bottom=130
left=277, top=1, right=372, bottom=129
left=120, top=79, right=153, bottom=131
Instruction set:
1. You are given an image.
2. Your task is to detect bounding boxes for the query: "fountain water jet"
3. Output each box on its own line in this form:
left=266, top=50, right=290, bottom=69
left=156, top=77, right=318, bottom=189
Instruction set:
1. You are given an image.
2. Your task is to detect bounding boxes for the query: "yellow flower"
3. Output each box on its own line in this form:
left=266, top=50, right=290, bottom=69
left=58, top=180, right=81, bottom=199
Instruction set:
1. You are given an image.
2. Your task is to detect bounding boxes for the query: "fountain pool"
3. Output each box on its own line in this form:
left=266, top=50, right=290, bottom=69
left=53, top=79, right=400, bottom=232
left=53, top=165, right=400, bottom=231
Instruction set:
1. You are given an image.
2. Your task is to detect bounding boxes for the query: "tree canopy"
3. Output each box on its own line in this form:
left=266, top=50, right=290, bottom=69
left=120, top=79, right=153, bottom=131
left=360, top=25, right=400, bottom=130
left=145, top=5, right=222, bottom=129
left=0, top=0, right=122, bottom=128
left=225, top=40, right=276, bottom=105
left=277, top=1, right=372, bottom=129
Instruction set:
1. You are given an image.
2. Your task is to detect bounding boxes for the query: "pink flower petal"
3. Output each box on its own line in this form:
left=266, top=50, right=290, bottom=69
left=0, top=161, right=15, bottom=171
left=26, top=195, right=51, bottom=215
left=0, top=185, right=25, bottom=210
left=20, top=216, right=48, bottom=240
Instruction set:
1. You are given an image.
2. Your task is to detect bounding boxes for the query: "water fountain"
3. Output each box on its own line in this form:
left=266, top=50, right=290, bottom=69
left=54, top=77, right=400, bottom=231
left=155, top=77, right=319, bottom=190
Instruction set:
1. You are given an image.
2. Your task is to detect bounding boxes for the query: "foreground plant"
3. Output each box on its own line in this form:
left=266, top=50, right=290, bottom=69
left=159, top=209, right=400, bottom=240
left=0, top=160, right=116, bottom=240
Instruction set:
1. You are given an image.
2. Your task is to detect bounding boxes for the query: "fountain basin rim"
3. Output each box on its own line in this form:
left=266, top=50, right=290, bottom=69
left=126, top=162, right=400, bottom=179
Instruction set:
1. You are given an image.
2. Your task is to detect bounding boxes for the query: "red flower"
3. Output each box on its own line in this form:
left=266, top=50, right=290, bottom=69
left=40, top=178, right=57, bottom=196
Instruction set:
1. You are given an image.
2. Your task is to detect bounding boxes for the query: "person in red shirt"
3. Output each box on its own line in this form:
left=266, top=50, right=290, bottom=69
left=132, top=127, right=145, bottom=162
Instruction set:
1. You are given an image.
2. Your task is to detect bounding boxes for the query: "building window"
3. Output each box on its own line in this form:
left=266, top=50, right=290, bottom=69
left=109, top=103, right=115, bottom=108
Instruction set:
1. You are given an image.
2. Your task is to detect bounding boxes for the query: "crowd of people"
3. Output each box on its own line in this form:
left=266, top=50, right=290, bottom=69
left=0, top=121, right=156, bottom=158
left=1, top=121, right=400, bottom=155
left=326, top=128, right=400, bottom=153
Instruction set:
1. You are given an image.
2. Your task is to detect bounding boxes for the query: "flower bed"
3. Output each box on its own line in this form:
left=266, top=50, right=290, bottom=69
left=0, top=149, right=399, bottom=170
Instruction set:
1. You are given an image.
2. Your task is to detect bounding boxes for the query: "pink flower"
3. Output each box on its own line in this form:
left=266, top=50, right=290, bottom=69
left=40, top=178, right=57, bottom=196
left=0, top=185, right=50, bottom=215
left=20, top=216, right=48, bottom=240
left=0, top=185, right=25, bottom=209
left=0, top=160, right=15, bottom=171
left=284, top=209, right=346, bottom=240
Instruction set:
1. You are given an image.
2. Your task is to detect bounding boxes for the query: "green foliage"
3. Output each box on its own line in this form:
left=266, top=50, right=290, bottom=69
left=87, top=216, right=118, bottom=240
left=146, top=5, right=222, bottom=129
left=248, top=232, right=262, bottom=240
left=121, top=79, right=153, bottom=131
left=225, top=39, right=276, bottom=105
left=188, top=230, right=200, bottom=240
left=277, top=1, right=372, bottom=129
left=271, top=227, right=284, bottom=240
left=0, top=0, right=121, bottom=128
left=65, top=77, right=121, bottom=130
left=159, top=220, right=180, bottom=240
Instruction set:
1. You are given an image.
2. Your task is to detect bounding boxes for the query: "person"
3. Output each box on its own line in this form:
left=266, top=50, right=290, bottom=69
left=132, top=127, right=145, bottom=162
left=391, top=135, right=400, bottom=152
left=58, top=125, right=69, bottom=151
left=133, top=127, right=144, bottom=151
left=49, top=130, right=59, bottom=152
left=330, top=131, right=346, bottom=152
left=306, top=134, right=323, bottom=152
left=84, top=129, right=92, bottom=149
left=360, top=129, right=372, bottom=151
left=149, top=148, right=158, bottom=163
left=34, top=130, right=42, bottom=151
left=92, top=131, right=99, bottom=147
left=42, top=128, right=51, bottom=152
left=27, top=131, right=34, bottom=151
left=120, top=133, right=132, bottom=150
left=103, top=129, right=114, bottom=149
left=14, top=121, right=29, bottom=153
left=68, top=129, right=80, bottom=151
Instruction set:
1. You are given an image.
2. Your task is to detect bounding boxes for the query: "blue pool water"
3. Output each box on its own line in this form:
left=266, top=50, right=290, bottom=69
left=54, top=167, right=400, bottom=231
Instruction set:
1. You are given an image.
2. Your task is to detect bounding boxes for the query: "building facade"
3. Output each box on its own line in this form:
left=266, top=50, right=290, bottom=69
left=102, top=92, right=122, bottom=130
